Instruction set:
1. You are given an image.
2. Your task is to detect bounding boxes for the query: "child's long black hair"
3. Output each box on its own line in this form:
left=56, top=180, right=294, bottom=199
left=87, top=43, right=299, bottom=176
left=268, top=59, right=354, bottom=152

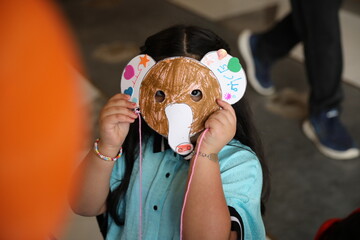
left=106, top=24, right=270, bottom=226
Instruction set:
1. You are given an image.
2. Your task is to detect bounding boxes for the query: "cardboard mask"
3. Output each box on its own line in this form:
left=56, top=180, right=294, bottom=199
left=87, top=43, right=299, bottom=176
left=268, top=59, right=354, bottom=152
left=121, top=50, right=246, bottom=155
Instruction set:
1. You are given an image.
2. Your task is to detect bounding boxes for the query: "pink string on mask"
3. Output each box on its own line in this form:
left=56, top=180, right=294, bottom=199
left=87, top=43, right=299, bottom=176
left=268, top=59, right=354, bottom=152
left=136, top=106, right=208, bottom=239
left=180, top=128, right=209, bottom=240
left=135, top=109, right=143, bottom=240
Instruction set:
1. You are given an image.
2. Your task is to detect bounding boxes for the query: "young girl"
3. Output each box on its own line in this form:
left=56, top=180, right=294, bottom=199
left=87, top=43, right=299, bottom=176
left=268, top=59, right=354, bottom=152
left=72, top=25, right=270, bottom=240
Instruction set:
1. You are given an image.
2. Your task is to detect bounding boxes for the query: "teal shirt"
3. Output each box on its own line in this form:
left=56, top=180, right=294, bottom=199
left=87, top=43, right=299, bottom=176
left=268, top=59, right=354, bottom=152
left=106, top=137, right=265, bottom=240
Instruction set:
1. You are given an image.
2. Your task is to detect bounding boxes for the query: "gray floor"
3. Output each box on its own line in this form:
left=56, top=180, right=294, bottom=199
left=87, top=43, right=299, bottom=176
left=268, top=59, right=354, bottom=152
left=59, top=0, right=360, bottom=239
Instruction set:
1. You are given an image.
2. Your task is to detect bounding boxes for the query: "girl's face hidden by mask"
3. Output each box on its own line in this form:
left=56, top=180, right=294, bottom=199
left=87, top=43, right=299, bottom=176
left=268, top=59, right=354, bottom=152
left=140, top=57, right=221, bottom=154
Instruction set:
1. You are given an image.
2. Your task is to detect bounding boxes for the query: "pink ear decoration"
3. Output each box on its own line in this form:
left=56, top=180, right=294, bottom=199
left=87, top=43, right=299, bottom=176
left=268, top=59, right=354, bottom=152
left=217, top=49, right=227, bottom=60
left=201, top=50, right=247, bottom=104
left=120, top=54, right=156, bottom=106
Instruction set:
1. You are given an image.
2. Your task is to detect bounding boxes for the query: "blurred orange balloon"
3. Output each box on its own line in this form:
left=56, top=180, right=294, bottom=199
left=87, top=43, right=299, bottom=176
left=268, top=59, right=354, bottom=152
left=0, top=0, right=86, bottom=239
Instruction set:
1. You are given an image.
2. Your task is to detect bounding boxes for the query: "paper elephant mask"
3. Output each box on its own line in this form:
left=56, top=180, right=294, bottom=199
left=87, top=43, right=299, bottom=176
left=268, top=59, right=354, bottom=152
left=121, top=50, right=247, bottom=155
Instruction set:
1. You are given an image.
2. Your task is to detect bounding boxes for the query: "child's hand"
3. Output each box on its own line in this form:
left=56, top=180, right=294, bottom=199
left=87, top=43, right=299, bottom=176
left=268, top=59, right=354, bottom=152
left=98, top=94, right=138, bottom=154
left=197, top=99, right=236, bottom=154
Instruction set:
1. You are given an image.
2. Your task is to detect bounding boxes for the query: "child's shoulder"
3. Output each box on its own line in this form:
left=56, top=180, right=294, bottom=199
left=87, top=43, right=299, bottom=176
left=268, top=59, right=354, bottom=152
left=223, top=139, right=256, bottom=154
left=218, top=139, right=262, bottom=179
left=219, top=139, right=258, bottom=163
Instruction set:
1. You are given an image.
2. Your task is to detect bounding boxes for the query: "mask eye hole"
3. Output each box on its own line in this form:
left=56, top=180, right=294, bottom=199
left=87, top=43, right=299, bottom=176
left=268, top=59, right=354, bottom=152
left=155, top=90, right=165, bottom=102
left=190, top=89, right=202, bottom=102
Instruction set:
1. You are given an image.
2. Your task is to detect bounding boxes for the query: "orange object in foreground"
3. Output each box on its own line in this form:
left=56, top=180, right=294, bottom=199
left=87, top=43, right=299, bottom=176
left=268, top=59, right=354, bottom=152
left=0, top=1, right=86, bottom=239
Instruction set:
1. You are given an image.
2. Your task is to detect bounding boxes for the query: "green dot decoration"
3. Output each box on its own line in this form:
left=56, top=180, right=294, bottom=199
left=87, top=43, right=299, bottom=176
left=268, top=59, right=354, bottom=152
left=228, top=57, right=242, bottom=72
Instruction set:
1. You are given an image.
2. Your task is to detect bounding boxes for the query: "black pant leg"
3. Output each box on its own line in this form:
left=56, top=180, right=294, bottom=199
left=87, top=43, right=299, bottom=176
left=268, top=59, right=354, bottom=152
left=292, top=0, right=344, bottom=114
left=255, top=13, right=300, bottom=63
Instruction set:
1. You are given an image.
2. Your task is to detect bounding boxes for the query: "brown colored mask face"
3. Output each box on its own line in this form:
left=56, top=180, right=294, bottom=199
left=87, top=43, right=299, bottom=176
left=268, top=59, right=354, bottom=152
left=139, top=57, right=221, bottom=137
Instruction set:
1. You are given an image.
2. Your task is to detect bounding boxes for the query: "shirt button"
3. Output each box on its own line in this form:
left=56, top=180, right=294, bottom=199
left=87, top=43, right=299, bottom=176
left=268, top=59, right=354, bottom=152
left=153, top=205, right=158, bottom=211
left=165, top=173, right=170, bottom=178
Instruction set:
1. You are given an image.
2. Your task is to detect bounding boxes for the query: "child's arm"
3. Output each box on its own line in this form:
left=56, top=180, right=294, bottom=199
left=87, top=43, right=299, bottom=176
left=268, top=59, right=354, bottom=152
left=70, top=93, right=137, bottom=216
left=183, top=99, right=237, bottom=240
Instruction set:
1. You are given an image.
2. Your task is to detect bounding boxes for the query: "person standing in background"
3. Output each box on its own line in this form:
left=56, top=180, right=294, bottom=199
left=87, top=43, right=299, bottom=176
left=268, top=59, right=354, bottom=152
left=238, top=0, right=359, bottom=160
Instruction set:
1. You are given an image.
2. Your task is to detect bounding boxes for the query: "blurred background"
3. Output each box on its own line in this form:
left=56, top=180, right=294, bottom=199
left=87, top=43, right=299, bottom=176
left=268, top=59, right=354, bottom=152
left=55, top=0, right=360, bottom=239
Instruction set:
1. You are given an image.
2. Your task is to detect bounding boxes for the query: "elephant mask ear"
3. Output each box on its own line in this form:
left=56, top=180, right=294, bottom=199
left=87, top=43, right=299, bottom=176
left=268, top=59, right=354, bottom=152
left=200, top=49, right=247, bottom=104
left=120, top=54, right=156, bottom=106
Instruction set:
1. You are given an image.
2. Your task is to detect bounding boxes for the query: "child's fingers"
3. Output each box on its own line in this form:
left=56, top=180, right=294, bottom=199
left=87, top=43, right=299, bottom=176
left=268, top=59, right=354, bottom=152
left=204, top=117, right=224, bottom=131
left=206, top=101, right=236, bottom=126
left=104, top=98, right=137, bottom=111
left=106, top=93, right=137, bottom=108
left=101, top=106, right=138, bottom=119
left=216, top=98, right=231, bottom=109
left=107, top=98, right=136, bottom=107
left=216, top=99, right=236, bottom=121
left=108, top=93, right=131, bottom=102
left=205, top=113, right=234, bottom=133
left=204, top=100, right=237, bottom=137
left=101, top=113, right=136, bottom=124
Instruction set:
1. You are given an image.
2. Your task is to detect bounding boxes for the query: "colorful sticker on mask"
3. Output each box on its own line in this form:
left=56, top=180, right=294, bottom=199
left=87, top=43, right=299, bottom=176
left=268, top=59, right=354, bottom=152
left=200, top=50, right=247, bottom=105
left=120, top=54, right=156, bottom=105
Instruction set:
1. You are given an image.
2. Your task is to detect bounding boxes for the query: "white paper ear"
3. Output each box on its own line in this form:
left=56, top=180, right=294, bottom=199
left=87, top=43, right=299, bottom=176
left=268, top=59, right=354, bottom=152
left=200, top=50, right=247, bottom=104
left=120, top=54, right=156, bottom=105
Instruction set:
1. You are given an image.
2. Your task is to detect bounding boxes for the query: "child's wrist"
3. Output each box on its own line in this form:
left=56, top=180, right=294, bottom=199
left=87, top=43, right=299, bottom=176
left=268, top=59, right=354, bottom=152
left=193, top=145, right=219, bottom=161
left=197, top=145, right=219, bottom=155
left=197, top=151, right=219, bottom=162
left=94, top=138, right=122, bottom=161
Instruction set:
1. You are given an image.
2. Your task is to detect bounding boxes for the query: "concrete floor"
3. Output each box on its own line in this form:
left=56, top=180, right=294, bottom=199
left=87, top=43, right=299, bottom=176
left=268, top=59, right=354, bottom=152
left=58, top=0, right=360, bottom=239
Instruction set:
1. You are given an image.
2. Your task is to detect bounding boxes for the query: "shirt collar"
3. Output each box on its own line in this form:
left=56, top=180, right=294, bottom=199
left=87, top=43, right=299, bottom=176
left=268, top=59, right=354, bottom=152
left=153, top=133, right=171, bottom=153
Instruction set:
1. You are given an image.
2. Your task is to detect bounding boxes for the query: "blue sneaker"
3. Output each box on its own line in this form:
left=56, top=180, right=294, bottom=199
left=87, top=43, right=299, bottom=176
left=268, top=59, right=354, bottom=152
left=302, top=109, right=359, bottom=160
left=238, top=30, right=275, bottom=96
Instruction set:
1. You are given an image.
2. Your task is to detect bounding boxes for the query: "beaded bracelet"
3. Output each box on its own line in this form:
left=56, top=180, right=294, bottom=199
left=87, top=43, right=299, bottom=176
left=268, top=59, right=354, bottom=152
left=94, top=138, right=122, bottom=161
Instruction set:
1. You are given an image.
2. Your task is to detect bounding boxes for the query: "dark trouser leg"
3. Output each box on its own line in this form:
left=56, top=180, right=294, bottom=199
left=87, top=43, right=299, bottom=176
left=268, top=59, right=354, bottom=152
left=255, top=13, right=300, bottom=64
left=256, top=0, right=344, bottom=115
left=292, top=0, right=344, bottom=115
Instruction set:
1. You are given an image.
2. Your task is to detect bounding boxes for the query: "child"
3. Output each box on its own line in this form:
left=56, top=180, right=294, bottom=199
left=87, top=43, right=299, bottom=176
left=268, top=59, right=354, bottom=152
left=72, top=25, right=270, bottom=240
